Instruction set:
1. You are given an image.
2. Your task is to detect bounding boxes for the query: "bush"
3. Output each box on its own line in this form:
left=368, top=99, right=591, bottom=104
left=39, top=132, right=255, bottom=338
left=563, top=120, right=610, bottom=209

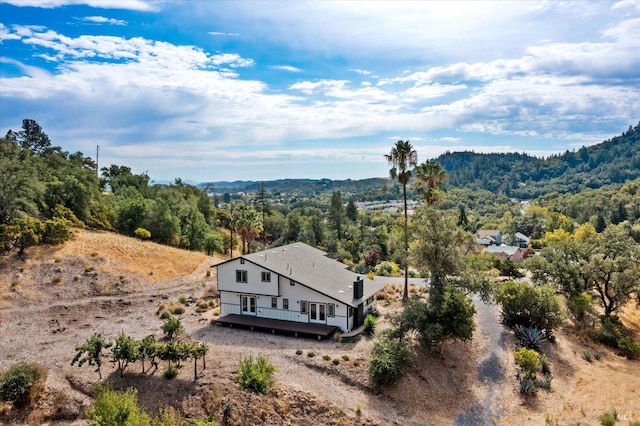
left=589, top=315, right=624, bottom=348
left=164, top=364, right=179, bottom=380
left=237, top=354, right=275, bottom=394
left=495, top=281, right=563, bottom=337
left=86, top=385, right=151, bottom=425
left=519, top=377, right=537, bottom=396
left=307, top=352, right=316, bottom=358
left=514, top=326, right=547, bottom=352
left=295, top=349, right=303, bottom=355
left=567, top=292, right=596, bottom=329
left=332, top=358, right=340, bottom=365
left=0, top=362, right=46, bottom=407
left=599, top=408, right=618, bottom=426
left=161, top=316, right=184, bottom=340
left=134, top=227, right=151, bottom=241
left=178, top=295, right=188, bottom=305
left=322, top=355, right=331, bottom=361
left=364, top=314, right=377, bottom=335
left=617, top=337, right=640, bottom=360
left=368, top=334, right=411, bottom=387
left=342, top=355, right=350, bottom=361
left=43, top=218, right=71, bottom=245
left=583, top=350, right=594, bottom=362
left=514, top=347, right=539, bottom=378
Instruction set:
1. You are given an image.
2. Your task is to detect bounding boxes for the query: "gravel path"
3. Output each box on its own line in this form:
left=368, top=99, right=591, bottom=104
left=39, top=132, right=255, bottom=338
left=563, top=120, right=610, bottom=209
left=455, top=295, right=509, bottom=426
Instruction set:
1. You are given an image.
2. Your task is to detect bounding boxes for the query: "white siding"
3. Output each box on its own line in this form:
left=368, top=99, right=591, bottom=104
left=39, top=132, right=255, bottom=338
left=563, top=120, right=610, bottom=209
left=219, top=274, right=354, bottom=332
left=218, top=259, right=278, bottom=296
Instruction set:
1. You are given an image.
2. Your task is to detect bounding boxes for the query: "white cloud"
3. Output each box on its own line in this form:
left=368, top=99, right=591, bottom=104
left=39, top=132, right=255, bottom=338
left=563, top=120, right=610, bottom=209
left=208, top=31, right=239, bottom=36
left=271, top=65, right=302, bottom=72
left=349, top=68, right=371, bottom=75
left=2, top=0, right=155, bottom=11
left=80, top=16, right=127, bottom=25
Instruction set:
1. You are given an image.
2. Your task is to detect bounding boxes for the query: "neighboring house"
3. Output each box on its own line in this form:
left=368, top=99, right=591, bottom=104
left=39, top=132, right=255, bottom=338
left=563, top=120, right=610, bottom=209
left=513, top=232, right=530, bottom=249
left=476, top=229, right=503, bottom=246
left=216, top=242, right=384, bottom=333
left=485, top=245, right=526, bottom=263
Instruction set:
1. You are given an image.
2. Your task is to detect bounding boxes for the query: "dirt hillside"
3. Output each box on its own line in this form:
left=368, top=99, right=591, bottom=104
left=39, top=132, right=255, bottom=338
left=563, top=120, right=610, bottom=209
left=1, top=228, right=639, bottom=425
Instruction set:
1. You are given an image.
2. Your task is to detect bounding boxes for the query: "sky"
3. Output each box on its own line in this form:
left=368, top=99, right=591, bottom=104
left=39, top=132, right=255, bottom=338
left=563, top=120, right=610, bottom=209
left=1, top=1, right=639, bottom=183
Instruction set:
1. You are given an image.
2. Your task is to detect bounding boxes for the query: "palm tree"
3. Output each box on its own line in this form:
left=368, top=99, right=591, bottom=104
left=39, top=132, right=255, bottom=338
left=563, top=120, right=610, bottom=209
left=237, top=207, right=263, bottom=254
left=414, top=160, right=447, bottom=205
left=385, top=140, right=417, bottom=300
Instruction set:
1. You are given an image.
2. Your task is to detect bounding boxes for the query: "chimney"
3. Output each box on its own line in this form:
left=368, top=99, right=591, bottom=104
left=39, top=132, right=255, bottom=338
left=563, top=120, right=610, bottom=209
left=353, top=276, right=363, bottom=300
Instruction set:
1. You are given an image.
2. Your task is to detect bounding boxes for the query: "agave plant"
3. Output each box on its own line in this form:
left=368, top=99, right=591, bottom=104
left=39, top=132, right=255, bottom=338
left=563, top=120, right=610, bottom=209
left=514, top=325, right=547, bottom=352
left=519, top=377, right=537, bottom=396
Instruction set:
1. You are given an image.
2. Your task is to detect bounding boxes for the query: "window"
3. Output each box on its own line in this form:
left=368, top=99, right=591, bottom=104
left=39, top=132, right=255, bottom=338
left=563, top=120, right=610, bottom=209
left=240, top=258, right=245, bottom=264
left=300, top=300, right=307, bottom=314
left=236, top=270, right=247, bottom=283
left=262, top=272, right=271, bottom=282
left=283, top=299, right=289, bottom=310
left=289, top=279, right=296, bottom=286
left=328, top=303, right=335, bottom=317
left=271, top=297, right=277, bottom=309
left=366, top=296, right=374, bottom=305
left=348, top=307, right=353, bottom=317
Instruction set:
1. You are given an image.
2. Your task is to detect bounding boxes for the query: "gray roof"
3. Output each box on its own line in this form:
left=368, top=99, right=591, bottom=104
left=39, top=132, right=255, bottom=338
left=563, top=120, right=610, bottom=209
left=514, top=232, right=530, bottom=241
left=242, top=242, right=384, bottom=306
left=486, top=245, right=520, bottom=256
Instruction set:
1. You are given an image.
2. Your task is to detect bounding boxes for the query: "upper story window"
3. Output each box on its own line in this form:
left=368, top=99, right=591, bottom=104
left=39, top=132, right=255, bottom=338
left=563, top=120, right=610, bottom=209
left=240, top=258, right=245, bottom=264
left=262, top=272, right=271, bottom=282
left=236, top=270, right=247, bottom=283
left=289, top=279, right=296, bottom=286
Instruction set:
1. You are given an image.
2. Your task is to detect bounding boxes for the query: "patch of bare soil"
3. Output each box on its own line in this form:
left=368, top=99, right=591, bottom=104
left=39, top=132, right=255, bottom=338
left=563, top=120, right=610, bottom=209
left=1, top=229, right=639, bottom=425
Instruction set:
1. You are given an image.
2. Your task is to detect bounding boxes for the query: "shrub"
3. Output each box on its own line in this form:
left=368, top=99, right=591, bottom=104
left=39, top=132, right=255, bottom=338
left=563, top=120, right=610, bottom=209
left=589, top=315, right=624, bottom=348
left=332, top=358, right=340, bottom=365
left=295, top=349, right=303, bottom=355
left=583, top=350, right=594, bottom=363
left=86, top=385, right=151, bottom=425
left=0, top=362, right=46, bottom=407
left=599, top=408, right=618, bottom=426
left=495, top=281, right=563, bottom=337
left=237, top=354, right=275, bottom=394
left=364, top=314, right=377, bottom=335
left=593, top=351, right=602, bottom=361
left=536, top=374, right=552, bottom=391
left=178, top=295, right=188, bottom=305
left=134, top=227, right=151, bottom=241
left=164, top=364, right=179, bottom=380
left=519, top=377, right=537, bottom=396
left=617, top=337, right=640, bottom=360
left=514, top=325, right=547, bottom=352
left=514, top=347, right=539, bottom=378
left=333, top=332, right=342, bottom=343
left=43, top=218, right=71, bottom=245
left=353, top=361, right=360, bottom=367
left=567, top=292, right=596, bottom=329
left=540, top=354, right=551, bottom=375
left=368, top=334, right=411, bottom=387
left=307, top=352, right=316, bottom=358
left=322, top=355, right=331, bottom=361
left=52, top=276, right=62, bottom=284
left=161, top=316, right=184, bottom=340
left=342, top=355, right=350, bottom=361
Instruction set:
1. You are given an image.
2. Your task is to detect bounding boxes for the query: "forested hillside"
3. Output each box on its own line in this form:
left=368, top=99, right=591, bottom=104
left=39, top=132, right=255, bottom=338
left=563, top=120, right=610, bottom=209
left=437, top=122, right=640, bottom=198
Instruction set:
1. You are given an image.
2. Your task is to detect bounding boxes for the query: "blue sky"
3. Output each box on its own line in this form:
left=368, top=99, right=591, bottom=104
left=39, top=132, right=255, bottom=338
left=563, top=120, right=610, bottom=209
left=1, top=1, right=639, bottom=183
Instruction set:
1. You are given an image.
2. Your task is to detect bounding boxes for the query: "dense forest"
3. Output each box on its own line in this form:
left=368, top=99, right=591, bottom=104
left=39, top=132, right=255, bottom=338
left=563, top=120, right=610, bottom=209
left=437, top=122, right=640, bottom=198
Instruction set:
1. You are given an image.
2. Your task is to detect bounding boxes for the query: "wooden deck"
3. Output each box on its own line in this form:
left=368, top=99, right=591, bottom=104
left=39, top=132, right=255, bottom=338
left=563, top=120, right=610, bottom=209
left=215, top=314, right=339, bottom=340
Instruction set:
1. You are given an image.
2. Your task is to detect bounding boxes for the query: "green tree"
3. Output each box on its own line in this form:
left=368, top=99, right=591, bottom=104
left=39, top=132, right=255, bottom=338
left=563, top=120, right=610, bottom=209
left=161, top=316, right=184, bottom=340
left=409, top=205, right=475, bottom=309
left=11, top=217, right=44, bottom=255
left=0, top=362, right=46, bottom=407
left=0, top=136, right=42, bottom=224
left=587, top=225, right=640, bottom=316
left=385, top=140, right=417, bottom=300
left=414, top=160, right=447, bottom=205
left=255, top=182, right=271, bottom=245
left=71, top=333, right=112, bottom=379
left=111, top=332, right=139, bottom=377
left=328, top=191, right=345, bottom=240
left=138, top=335, right=159, bottom=375
left=346, top=200, right=358, bottom=221
left=368, top=334, right=411, bottom=387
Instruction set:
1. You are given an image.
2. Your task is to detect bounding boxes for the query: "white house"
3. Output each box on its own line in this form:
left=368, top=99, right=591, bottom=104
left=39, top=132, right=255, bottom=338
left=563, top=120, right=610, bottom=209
left=216, top=242, right=384, bottom=333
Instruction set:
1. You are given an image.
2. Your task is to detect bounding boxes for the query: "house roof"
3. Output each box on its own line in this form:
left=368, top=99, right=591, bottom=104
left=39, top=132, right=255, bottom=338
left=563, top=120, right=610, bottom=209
left=514, top=232, right=530, bottom=241
left=477, top=229, right=502, bottom=238
left=219, top=242, right=384, bottom=307
left=486, top=245, right=521, bottom=256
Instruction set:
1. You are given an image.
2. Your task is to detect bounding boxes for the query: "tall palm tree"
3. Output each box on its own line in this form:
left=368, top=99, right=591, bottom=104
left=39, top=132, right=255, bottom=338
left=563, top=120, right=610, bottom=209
left=237, top=207, right=263, bottom=254
left=385, top=140, right=418, bottom=301
left=414, top=160, right=447, bottom=205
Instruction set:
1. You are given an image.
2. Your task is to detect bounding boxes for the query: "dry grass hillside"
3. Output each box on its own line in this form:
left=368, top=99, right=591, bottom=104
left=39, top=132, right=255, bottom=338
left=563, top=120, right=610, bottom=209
left=0, top=228, right=639, bottom=425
